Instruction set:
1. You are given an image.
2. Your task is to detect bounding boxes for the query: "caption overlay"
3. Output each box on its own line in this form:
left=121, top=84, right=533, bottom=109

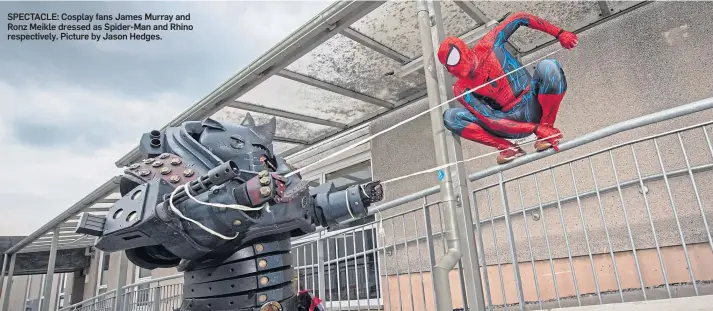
left=6, top=13, right=193, bottom=42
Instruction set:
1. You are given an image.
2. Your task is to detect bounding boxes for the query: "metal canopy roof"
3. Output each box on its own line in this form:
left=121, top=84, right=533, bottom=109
left=6, top=0, right=649, bottom=255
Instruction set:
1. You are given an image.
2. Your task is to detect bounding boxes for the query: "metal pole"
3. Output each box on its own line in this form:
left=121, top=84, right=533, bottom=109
left=416, top=1, right=463, bottom=310
left=1, top=254, right=17, bottom=311
left=497, top=173, right=526, bottom=309
left=54, top=274, right=63, bottom=311
left=426, top=1, right=486, bottom=309
left=316, top=232, right=327, bottom=300
left=41, top=228, right=60, bottom=311
left=113, top=252, right=129, bottom=311
left=0, top=254, right=7, bottom=300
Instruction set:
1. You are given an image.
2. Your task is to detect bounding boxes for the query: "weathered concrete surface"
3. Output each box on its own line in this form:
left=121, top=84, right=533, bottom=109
left=546, top=294, right=713, bottom=311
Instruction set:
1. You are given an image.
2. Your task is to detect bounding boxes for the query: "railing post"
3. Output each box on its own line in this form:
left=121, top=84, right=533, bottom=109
left=152, top=286, right=161, bottom=311
left=422, top=202, right=438, bottom=311
left=316, top=232, right=327, bottom=300
left=497, top=173, right=526, bottom=309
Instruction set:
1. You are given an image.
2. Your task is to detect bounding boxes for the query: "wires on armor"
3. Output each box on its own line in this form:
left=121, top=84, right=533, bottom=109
left=168, top=183, right=267, bottom=240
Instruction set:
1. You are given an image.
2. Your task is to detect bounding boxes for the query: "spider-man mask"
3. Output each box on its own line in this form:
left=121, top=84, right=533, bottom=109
left=437, top=36, right=477, bottom=79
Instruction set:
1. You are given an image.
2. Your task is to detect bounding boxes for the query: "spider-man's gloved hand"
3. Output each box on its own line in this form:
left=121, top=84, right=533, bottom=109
left=557, top=29, right=578, bottom=49
left=534, top=125, right=563, bottom=146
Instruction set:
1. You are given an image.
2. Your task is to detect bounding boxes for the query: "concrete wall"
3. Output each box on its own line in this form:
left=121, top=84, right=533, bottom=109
left=369, top=0, right=713, bottom=307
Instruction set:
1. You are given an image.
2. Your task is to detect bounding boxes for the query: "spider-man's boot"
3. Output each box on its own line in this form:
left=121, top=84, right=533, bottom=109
left=534, top=93, right=565, bottom=152
left=461, top=123, right=526, bottom=164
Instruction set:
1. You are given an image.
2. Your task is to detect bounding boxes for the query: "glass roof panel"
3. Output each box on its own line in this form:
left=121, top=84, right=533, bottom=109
left=237, top=75, right=388, bottom=125
left=350, top=0, right=479, bottom=59
left=286, top=33, right=426, bottom=102
left=212, top=107, right=338, bottom=143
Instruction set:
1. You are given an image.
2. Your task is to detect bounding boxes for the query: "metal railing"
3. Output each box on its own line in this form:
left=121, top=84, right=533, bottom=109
left=467, top=119, right=713, bottom=311
left=58, top=291, right=116, bottom=311
left=56, top=97, right=713, bottom=311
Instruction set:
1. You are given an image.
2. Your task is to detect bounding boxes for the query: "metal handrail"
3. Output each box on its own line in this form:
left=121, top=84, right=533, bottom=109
left=58, top=289, right=116, bottom=311
left=121, top=274, right=182, bottom=290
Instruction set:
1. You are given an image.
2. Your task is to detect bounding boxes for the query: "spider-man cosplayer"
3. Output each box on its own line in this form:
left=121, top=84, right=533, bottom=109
left=437, top=12, right=579, bottom=164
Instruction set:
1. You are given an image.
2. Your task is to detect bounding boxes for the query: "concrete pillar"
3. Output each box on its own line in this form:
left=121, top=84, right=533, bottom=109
left=69, top=271, right=85, bottom=305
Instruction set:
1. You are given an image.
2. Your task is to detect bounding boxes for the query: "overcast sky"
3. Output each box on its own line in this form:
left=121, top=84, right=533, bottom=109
left=0, top=1, right=331, bottom=235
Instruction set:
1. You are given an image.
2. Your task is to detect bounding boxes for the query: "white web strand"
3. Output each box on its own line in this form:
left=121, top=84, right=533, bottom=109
left=286, top=47, right=565, bottom=178
left=381, top=133, right=560, bottom=185
left=167, top=183, right=268, bottom=240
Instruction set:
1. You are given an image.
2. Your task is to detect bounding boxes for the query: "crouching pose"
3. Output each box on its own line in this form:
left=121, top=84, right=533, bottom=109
left=437, top=12, right=578, bottom=164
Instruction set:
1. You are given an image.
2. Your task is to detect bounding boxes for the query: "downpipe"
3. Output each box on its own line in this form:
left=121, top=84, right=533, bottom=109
left=416, top=1, right=463, bottom=310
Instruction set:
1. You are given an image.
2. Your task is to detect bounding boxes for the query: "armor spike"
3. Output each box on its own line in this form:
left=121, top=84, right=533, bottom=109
left=240, top=112, right=256, bottom=126
left=254, top=117, right=276, bottom=142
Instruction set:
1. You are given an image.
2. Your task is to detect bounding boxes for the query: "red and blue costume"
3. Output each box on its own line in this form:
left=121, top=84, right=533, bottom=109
left=437, top=12, right=578, bottom=164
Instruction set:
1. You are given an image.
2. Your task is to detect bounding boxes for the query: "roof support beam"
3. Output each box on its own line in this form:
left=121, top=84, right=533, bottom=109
left=598, top=1, right=612, bottom=17
left=454, top=0, right=489, bottom=24
left=227, top=101, right=348, bottom=129
left=39, top=228, right=59, bottom=311
left=394, top=20, right=498, bottom=78
left=340, top=27, right=411, bottom=63
left=275, top=136, right=310, bottom=145
left=5, top=177, right=119, bottom=254
left=82, top=207, right=111, bottom=213
left=17, top=244, right=94, bottom=254
left=115, top=1, right=385, bottom=168
left=96, top=198, right=118, bottom=204
left=0, top=254, right=16, bottom=311
left=277, top=70, right=395, bottom=109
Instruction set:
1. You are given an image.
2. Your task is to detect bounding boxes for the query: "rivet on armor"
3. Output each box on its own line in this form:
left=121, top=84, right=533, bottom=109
left=129, top=164, right=140, bottom=170
left=143, top=158, right=154, bottom=164
left=254, top=243, right=264, bottom=252
left=183, top=169, right=194, bottom=177
left=257, top=294, right=268, bottom=303
left=232, top=219, right=242, bottom=226
left=152, top=161, right=163, bottom=167
left=258, top=170, right=268, bottom=178
left=169, top=175, right=181, bottom=183
left=139, top=170, right=151, bottom=177
left=260, top=187, right=271, bottom=197
left=159, top=153, right=170, bottom=159
left=259, top=276, right=269, bottom=286
left=259, top=176, right=270, bottom=186
left=258, top=259, right=267, bottom=268
left=160, top=167, right=171, bottom=175
left=170, top=158, right=182, bottom=165
left=259, top=301, right=282, bottom=311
